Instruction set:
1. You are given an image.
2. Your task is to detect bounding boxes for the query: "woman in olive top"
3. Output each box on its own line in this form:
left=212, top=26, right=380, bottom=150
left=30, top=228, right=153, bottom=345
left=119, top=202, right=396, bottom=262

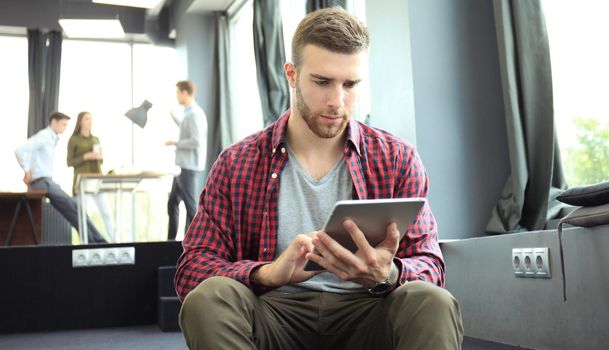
left=67, top=111, right=116, bottom=242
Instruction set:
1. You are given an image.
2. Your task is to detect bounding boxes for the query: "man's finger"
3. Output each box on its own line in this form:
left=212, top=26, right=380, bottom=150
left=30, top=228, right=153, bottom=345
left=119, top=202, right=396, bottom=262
left=378, top=222, right=400, bottom=251
left=342, top=220, right=374, bottom=255
left=305, top=251, right=350, bottom=280
left=312, top=235, right=353, bottom=273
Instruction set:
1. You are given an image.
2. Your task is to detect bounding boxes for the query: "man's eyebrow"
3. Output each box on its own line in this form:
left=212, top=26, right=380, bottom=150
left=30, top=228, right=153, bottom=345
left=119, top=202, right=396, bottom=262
left=310, top=73, right=332, bottom=80
left=309, top=73, right=361, bottom=84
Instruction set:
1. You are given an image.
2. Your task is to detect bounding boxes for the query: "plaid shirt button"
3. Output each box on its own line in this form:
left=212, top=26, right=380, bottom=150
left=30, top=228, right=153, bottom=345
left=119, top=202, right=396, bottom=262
left=271, top=173, right=278, bottom=179
left=281, top=147, right=286, bottom=153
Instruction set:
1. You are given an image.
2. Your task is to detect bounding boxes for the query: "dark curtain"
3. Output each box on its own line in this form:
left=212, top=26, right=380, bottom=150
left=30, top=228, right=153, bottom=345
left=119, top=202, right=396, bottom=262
left=207, top=12, right=236, bottom=172
left=208, top=12, right=235, bottom=169
left=306, top=0, right=347, bottom=13
left=253, top=0, right=290, bottom=127
left=486, top=0, right=566, bottom=233
left=27, top=29, right=63, bottom=137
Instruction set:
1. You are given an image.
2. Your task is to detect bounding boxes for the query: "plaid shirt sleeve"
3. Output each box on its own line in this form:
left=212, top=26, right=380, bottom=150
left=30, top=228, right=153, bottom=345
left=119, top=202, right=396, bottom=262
left=393, top=144, right=445, bottom=287
left=174, top=149, right=267, bottom=300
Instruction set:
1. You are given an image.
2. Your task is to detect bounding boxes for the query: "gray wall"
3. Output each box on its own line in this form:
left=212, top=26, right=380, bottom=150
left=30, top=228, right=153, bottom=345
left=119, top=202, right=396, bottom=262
left=409, top=0, right=509, bottom=239
left=441, top=226, right=609, bottom=349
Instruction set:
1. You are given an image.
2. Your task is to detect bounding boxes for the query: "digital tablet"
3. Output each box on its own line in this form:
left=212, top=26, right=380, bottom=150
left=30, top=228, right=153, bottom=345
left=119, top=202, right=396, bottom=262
left=303, top=198, right=426, bottom=271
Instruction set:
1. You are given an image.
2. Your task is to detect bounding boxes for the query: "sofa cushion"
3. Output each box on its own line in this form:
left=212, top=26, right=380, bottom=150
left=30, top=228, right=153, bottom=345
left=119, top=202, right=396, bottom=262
left=559, top=203, right=609, bottom=227
left=556, top=181, right=609, bottom=206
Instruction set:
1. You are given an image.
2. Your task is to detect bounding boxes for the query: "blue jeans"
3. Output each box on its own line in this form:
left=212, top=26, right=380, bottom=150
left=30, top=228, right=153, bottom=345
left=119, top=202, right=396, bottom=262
left=30, top=178, right=107, bottom=244
left=167, top=168, right=205, bottom=240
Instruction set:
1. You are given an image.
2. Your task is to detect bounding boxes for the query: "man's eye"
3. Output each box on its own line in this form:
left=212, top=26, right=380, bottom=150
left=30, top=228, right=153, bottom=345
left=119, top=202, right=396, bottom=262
left=314, top=80, right=329, bottom=86
left=344, top=81, right=358, bottom=89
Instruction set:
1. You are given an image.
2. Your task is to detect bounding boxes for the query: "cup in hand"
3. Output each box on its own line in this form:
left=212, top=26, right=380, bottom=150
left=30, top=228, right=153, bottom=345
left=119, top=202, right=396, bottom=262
left=92, top=144, right=101, bottom=155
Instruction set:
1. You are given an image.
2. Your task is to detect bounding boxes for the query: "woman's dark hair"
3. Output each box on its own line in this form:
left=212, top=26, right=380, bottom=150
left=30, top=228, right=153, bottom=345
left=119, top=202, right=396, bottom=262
left=72, top=111, right=91, bottom=136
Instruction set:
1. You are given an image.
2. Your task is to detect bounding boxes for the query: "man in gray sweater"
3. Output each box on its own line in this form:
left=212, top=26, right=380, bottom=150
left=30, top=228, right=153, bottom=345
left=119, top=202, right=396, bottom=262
left=165, top=80, right=207, bottom=240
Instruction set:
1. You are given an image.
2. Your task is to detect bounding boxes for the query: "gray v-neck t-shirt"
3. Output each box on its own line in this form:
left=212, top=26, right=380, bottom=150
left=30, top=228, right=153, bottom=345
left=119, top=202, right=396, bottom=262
left=276, top=145, right=365, bottom=293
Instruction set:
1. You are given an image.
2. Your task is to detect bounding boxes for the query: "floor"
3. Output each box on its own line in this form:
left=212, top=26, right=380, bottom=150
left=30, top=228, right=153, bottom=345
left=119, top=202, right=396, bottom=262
left=0, top=326, right=186, bottom=350
left=0, top=325, right=531, bottom=349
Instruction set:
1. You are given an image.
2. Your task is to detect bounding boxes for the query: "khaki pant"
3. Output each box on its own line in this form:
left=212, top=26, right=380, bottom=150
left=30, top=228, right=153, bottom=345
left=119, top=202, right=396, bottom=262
left=180, top=276, right=463, bottom=350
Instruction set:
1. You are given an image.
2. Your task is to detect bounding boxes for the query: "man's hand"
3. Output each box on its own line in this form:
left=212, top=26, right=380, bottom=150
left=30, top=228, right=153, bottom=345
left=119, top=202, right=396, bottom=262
left=251, top=233, right=320, bottom=287
left=306, top=220, right=400, bottom=288
left=165, top=140, right=176, bottom=146
left=22, top=171, right=32, bottom=185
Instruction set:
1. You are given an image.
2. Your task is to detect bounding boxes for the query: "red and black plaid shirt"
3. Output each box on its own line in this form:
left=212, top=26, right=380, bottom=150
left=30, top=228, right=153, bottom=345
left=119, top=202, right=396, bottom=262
left=175, top=110, right=445, bottom=300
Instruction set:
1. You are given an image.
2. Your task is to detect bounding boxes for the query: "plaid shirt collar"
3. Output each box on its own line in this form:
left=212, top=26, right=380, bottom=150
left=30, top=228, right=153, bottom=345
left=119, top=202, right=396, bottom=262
left=271, top=109, right=363, bottom=157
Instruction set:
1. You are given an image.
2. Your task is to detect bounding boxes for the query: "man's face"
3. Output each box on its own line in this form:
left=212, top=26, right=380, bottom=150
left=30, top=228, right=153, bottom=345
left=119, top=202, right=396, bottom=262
left=176, top=88, right=188, bottom=105
left=50, top=118, right=69, bottom=135
left=288, top=44, right=364, bottom=139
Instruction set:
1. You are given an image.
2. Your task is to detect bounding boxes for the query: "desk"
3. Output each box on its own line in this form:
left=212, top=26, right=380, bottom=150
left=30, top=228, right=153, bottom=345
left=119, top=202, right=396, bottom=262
left=0, top=191, right=47, bottom=246
left=76, top=173, right=165, bottom=244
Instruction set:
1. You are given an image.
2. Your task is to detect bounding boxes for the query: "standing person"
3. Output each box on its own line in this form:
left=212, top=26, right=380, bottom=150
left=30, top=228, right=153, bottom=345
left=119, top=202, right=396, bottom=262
left=67, top=111, right=116, bottom=242
left=176, top=7, right=462, bottom=350
left=15, top=112, right=107, bottom=244
left=165, top=80, right=207, bottom=240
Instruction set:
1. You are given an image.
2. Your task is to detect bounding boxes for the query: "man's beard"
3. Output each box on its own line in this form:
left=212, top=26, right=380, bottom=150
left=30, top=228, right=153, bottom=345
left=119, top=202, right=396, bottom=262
left=295, top=82, right=349, bottom=139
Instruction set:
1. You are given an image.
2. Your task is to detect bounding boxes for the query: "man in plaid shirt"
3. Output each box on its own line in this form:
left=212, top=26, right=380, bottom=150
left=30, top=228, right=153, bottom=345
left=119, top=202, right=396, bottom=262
left=176, top=6, right=463, bottom=350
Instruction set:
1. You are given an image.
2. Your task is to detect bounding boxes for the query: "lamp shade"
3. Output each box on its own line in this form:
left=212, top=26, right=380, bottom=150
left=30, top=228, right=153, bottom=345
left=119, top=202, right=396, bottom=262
left=124, top=100, right=152, bottom=128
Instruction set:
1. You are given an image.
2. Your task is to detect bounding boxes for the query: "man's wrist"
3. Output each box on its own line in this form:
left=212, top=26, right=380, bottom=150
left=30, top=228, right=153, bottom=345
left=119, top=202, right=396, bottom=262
left=367, top=261, right=399, bottom=296
left=251, top=263, right=274, bottom=287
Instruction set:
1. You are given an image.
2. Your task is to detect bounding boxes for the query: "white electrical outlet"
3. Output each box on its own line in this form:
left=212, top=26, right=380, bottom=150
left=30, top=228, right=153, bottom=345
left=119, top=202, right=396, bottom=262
left=512, top=248, right=525, bottom=277
left=512, top=247, right=552, bottom=279
left=117, top=247, right=135, bottom=265
left=522, top=248, right=536, bottom=277
left=72, top=246, right=135, bottom=268
left=103, top=248, right=119, bottom=265
left=534, top=247, right=551, bottom=278
left=72, top=249, right=89, bottom=267
left=89, top=249, right=104, bottom=266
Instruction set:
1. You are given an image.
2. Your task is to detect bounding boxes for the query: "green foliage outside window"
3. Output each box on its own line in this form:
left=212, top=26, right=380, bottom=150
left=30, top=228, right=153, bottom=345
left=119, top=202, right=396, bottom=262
left=562, top=117, right=609, bottom=187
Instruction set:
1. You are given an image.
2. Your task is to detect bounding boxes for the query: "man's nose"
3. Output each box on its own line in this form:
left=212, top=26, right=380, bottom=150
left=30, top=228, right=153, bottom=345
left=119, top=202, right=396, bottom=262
left=327, top=85, right=345, bottom=109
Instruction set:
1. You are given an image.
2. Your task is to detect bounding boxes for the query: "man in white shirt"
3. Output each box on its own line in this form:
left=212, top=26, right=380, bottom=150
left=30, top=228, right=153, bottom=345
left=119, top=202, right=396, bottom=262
left=165, top=80, right=207, bottom=240
left=15, top=112, right=107, bottom=244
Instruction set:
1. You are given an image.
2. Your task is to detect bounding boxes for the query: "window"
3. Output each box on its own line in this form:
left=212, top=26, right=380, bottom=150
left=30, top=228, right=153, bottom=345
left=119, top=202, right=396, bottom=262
left=58, top=40, right=132, bottom=191
left=543, top=1, right=609, bottom=186
left=0, top=35, right=29, bottom=192
left=59, top=39, right=181, bottom=241
left=230, top=0, right=264, bottom=140
left=132, top=43, right=183, bottom=174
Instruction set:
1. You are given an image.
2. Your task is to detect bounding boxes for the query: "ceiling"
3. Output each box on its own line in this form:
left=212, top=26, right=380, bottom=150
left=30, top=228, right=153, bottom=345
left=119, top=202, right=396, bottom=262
left=186, top=0, right=234, bottom=14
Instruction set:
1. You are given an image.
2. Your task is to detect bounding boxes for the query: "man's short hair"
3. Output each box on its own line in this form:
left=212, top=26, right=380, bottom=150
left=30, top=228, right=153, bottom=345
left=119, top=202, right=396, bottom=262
left=48, top=112, right=70, bottom=123
left=176, top=80, right=196, bottom=96
left=291, top=6, right=370, bottom=69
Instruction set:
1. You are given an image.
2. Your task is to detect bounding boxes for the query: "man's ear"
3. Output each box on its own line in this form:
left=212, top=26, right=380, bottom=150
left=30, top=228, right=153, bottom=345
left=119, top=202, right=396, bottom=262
left=284, top=62, right=297, bottom=88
